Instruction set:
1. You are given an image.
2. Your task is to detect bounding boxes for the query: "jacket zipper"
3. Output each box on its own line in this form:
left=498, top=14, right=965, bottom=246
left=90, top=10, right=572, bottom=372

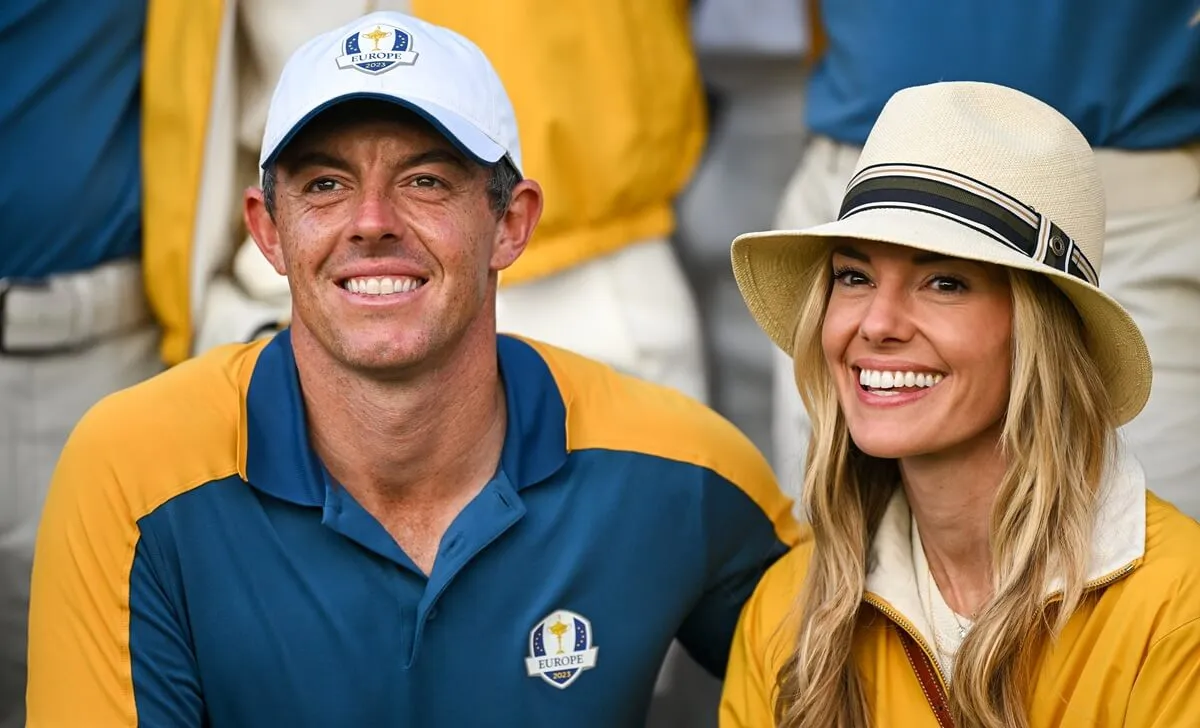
left=1044, top=561, right=1140, bottom=605
left=862, top=558, right=1141, bottom=723
left=862, top=594, right=951, bottom=694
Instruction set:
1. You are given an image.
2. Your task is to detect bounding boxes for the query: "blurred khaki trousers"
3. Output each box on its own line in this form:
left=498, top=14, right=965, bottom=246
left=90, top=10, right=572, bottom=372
left=0, top=263, right=162, bottom=728
left=772, top=136, right=1200, bottom=521
left=497, top=238, right=708, bottom=405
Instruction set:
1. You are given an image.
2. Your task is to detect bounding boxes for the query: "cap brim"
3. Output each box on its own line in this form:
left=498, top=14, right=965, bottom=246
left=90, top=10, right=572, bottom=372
left=259, top=92, right=513, bottom=173
left=732, top=208, right=1151, bottom=425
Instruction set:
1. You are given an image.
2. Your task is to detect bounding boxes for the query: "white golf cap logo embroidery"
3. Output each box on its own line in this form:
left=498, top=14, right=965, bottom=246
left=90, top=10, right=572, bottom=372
left=525, top=610, right=599, bottom=689
left=335, top=23, right=419, bottom=74
left=260, top=11, right=524, bottom=175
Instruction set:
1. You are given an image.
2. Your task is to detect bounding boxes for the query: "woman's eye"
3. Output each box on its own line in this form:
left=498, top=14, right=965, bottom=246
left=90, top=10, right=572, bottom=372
left=832, top=267, right=869, bottom=286
left=929, top=275, right=968, bottom=293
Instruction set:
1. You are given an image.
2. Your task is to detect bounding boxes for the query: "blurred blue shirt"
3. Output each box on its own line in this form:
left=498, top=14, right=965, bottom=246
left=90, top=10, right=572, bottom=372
left=0, top=0, right=147, bottom=278
left=809, top=0, right=1200, bottom=149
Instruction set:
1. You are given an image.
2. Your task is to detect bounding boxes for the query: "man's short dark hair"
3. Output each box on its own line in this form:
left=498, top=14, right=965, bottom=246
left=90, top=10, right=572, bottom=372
left=484, top=157, right=521, bottom=216
left=261, top=155, right=519, bottom=221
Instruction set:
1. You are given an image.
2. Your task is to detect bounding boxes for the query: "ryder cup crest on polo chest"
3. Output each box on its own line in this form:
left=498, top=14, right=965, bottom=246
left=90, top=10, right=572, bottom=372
left=336, top=21, right=419, bottom=74
left=525, top=610, right=599, bottom=689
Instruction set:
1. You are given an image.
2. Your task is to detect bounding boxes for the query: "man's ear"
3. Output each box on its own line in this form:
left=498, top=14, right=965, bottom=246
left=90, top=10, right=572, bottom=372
left=490, top=179, right=544, bottom=271
left=244, top=186, right=287, bottom=276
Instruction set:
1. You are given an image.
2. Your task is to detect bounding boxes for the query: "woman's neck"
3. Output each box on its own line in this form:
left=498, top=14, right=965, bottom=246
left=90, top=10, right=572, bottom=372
left=901, top=422, right=1006, bottom=617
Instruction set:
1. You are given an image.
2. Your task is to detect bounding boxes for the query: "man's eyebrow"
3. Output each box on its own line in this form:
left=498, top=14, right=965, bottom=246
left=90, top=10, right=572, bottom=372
left=280, top=147, right=472, bottom=177
left=281, top=151, right=352, bottom=174
left=397, top=148, right=471, bottom=171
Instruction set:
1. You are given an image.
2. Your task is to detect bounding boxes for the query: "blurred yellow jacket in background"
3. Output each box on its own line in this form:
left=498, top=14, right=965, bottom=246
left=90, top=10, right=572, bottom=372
left=138, top=2, right=705, bottom=365
left=413, top=0, right=707, bottom=286
left=140, top=1, right=227, bottom=366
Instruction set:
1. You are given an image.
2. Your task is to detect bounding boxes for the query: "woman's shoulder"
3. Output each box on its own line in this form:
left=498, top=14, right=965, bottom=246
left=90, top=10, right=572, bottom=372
left=1100, top=493, right=1200, bottom=636
left=740, top=529, right=816, bottom=651
left=1138, top=493, right=1200, bottom=601
left=1144, top=491, right=1200, bottom=553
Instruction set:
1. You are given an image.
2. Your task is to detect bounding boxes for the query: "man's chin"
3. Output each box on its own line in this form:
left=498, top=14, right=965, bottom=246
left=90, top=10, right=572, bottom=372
left=327, top=335, right=430, bottom=375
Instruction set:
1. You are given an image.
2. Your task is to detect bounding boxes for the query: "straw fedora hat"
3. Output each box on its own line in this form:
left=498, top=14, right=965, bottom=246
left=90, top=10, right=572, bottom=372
left=732, top=81, right=1151, bottom=425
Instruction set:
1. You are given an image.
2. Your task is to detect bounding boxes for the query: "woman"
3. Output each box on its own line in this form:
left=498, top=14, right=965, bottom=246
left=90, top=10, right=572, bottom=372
left=720, top=81, right=1200, bottom=728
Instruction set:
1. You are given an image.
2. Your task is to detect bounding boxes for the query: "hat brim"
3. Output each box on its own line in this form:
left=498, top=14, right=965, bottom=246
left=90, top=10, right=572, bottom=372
left=732, top=208, right=1151, bottom=425
left=259, top=92, right=513, bottom=174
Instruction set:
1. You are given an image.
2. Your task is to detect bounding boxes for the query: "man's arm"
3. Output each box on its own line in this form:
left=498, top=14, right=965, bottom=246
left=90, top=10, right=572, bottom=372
left=676, top=463, right=799, bottom=676
left=27, top=407, right=204, bottom=727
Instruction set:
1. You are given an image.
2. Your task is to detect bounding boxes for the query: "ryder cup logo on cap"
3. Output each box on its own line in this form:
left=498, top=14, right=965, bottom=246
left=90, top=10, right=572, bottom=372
left=259, top=11, right=523, bottom=177
left=336, top=23, right=419, bottom=74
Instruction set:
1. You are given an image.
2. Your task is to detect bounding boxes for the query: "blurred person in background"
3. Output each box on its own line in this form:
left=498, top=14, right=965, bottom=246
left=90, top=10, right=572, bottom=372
left=0, top=4, right=161, bottom=726
left=413, top=2, right=708, bottom=405
left=676, top=0, right=813, bottom=467
left=771, top=2, right=1200, bottom=519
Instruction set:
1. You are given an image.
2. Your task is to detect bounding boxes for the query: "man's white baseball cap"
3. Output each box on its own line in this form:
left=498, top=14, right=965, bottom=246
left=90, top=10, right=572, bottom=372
left=259, top=11, right=522, bottom=177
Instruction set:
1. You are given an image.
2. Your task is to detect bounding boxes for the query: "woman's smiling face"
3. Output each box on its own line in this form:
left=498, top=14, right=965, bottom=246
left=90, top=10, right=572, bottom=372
left=821, top=239, right=1014, bottom=459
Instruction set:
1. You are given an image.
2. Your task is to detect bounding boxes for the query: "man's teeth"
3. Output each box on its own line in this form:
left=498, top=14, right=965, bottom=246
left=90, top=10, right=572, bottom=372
left=858, top=368, right=944, bottom=389
left=343, top=276, right=423, bottom=295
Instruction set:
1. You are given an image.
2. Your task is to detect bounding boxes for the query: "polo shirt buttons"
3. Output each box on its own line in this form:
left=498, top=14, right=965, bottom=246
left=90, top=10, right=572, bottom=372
left=427, top=607, right=439, bottom=621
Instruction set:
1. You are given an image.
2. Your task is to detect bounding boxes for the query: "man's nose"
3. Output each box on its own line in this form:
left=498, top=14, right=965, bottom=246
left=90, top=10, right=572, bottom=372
left=348, top=186, right=405, bottom=244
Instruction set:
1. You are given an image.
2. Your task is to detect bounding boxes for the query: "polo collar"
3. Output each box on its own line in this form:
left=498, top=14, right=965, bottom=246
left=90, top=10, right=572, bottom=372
left=239, top=330, right=569, bottom=506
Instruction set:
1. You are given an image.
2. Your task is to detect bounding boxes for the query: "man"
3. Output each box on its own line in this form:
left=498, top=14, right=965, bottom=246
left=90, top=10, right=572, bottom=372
left=772, top=1, right=1200, bottom=516
left=26, top=12, right=798, bottom=727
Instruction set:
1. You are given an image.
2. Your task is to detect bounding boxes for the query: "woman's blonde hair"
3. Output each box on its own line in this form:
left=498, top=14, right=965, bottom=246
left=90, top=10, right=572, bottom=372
left=775, top=252, right=1115, bottom=728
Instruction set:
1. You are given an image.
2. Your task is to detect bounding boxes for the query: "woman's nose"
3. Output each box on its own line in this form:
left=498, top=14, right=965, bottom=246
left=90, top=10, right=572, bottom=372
left=857, top=283, right=915, bottom=344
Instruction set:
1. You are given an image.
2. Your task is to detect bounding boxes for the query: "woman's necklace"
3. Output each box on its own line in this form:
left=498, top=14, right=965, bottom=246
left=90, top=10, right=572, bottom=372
left=926, top=568, right=973, bottom=644
left=950, top=608, right=972, bottom=639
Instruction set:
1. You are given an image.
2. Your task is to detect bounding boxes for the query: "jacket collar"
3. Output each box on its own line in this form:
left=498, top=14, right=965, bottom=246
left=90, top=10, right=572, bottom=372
left=237, top=330, right=569, bottom=506
left=864, top=447, right=1147, bottom=645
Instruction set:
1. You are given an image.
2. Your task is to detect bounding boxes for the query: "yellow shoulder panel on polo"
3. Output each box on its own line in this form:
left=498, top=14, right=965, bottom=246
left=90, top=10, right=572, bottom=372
left=524, top=338, right=801, bottom=547
left=26, top=339, right=266, bottom=726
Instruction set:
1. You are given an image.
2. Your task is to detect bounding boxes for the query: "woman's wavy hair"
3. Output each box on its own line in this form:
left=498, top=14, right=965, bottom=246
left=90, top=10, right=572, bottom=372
left=774, top=250, right=1115, bottom=728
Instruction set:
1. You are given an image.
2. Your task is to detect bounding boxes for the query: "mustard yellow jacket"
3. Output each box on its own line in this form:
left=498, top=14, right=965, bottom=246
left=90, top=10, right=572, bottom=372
left=412, top=0, right=706, bottom=286
left=721, top=456, right=1200, bottom=727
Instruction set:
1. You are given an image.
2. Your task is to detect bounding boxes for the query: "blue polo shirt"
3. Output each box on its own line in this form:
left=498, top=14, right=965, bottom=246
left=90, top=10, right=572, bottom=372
left=28, top=332, right=799, bottom=727
left=0, top=0, right=145, bottom=278
left=809, top=0, right=1200, bottom=148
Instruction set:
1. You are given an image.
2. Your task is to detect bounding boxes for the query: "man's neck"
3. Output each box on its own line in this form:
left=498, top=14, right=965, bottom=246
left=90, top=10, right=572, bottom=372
left=900, top=423, right=1006, bottom=617
left=292, top=328, right=508, bottom=510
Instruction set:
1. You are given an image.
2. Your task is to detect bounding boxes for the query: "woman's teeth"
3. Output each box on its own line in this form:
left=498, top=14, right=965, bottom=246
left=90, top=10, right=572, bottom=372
left=858, top=368, right=944, bottom=390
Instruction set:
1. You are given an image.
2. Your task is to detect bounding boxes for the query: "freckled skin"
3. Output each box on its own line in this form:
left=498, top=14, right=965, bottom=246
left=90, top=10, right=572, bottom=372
left=240, top=102, right=543, bottom=572
left=247, top=103, right=524, bottom=380
left=822, top=239, right=1014, bottom=460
